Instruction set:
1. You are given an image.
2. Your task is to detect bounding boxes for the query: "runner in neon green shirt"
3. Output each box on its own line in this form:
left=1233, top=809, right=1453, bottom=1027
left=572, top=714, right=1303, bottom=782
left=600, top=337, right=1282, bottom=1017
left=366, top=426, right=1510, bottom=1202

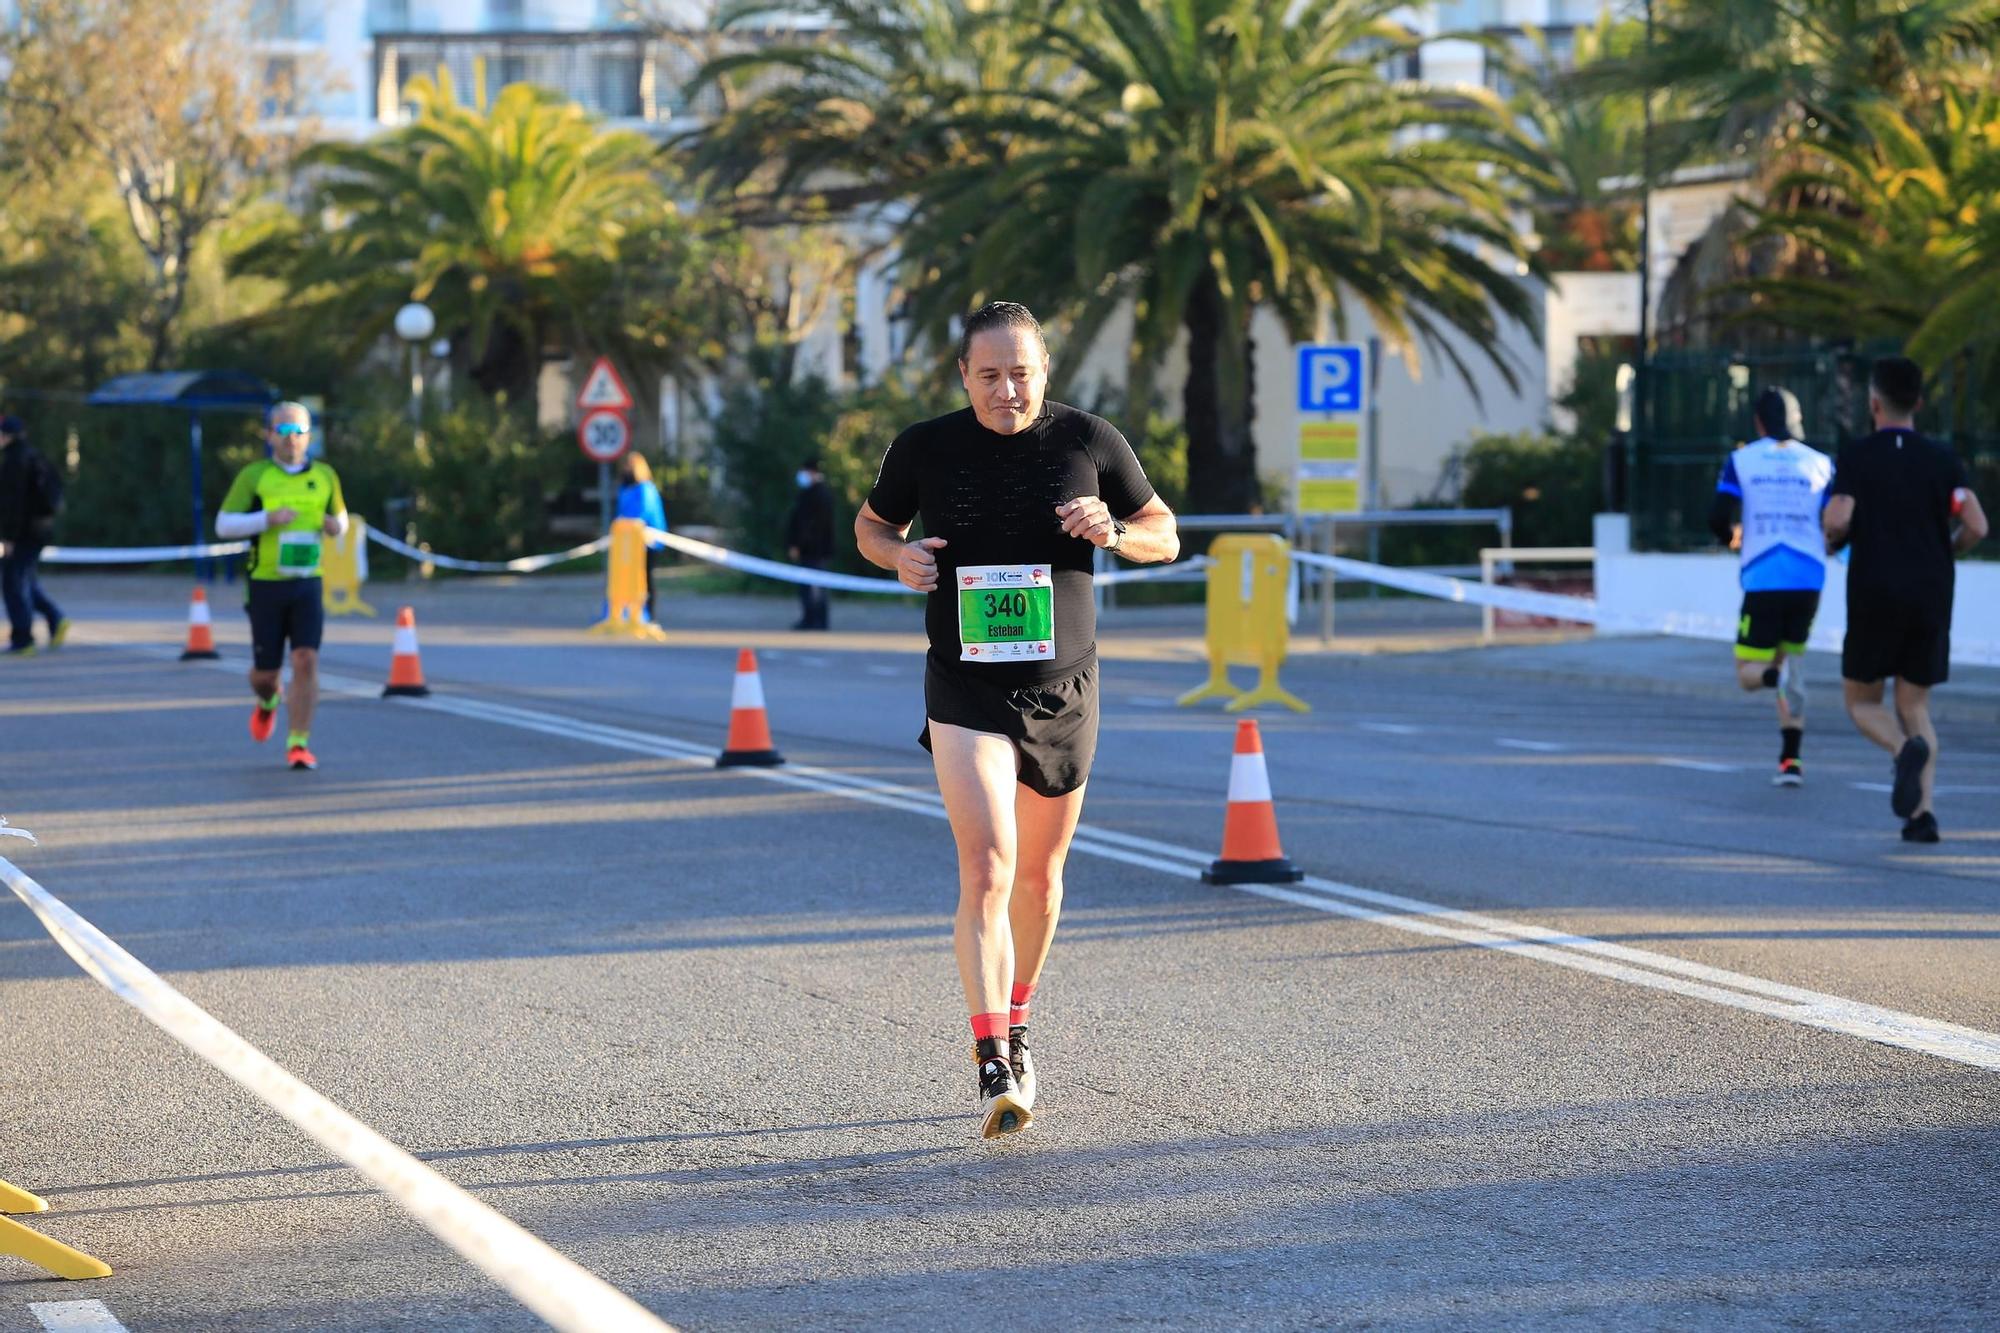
left=214, top=401, right=347, bottom=770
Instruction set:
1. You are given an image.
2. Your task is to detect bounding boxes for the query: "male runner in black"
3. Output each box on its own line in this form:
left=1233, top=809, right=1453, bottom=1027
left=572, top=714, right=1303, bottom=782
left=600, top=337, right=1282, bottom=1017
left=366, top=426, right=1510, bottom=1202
left=1824, top=356, right=1989, bottom=841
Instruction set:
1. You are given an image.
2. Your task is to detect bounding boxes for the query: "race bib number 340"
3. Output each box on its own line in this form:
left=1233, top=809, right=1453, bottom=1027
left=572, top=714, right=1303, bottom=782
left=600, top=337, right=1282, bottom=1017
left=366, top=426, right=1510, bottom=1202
left=956, top=563, right=1054, bottom=662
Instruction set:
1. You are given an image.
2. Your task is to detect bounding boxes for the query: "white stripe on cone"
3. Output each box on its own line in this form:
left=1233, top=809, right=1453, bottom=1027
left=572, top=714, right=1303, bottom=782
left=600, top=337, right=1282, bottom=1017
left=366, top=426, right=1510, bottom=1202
left=1227, top=752, right=1273, bottom=804
left=731, top=669, right=766, bottom=711
left=392, top=627, right=419, bottom=655
left=189, top=601, right=211, bottom=626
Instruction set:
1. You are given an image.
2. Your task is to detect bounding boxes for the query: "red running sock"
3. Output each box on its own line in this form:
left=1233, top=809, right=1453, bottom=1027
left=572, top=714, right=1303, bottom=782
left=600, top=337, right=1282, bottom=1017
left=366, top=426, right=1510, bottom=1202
left=970, top=1012, right=1009, bottom=1042
left=1009, top=981, right=1037, bottom=1028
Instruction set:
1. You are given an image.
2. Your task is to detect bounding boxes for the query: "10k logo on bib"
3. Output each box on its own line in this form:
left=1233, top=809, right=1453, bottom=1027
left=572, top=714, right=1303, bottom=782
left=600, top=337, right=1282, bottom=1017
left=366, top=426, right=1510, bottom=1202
left=956, top=564, right=1054, bottom=662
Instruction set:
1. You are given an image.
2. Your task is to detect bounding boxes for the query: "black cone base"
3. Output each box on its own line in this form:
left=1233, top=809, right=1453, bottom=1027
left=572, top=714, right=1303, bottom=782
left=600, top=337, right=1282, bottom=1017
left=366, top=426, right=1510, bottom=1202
left=716, top=748, right=784, bottom=768
left=382, top=684, right=432, bottom=698
left=1202, top=857, right=1304, bottom=885
left=180, top=649, right=221, bottom=661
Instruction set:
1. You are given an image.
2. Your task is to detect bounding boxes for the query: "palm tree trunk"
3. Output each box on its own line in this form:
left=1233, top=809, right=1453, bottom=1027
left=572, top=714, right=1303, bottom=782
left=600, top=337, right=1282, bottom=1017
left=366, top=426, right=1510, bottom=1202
left=1182, top=269, right=1260, bottom=513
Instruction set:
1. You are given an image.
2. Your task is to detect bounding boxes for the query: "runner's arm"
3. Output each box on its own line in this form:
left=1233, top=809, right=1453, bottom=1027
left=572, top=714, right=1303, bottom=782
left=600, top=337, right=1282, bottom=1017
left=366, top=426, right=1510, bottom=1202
left=322, top=470, right=349, bottom=537
left=856, top=499, right=943, bottom=591
left=1823, top=495, right=1854, bottom=552
left=1953, top=488, right=1988, bottom=553
left=215, top=467, right=269, bottom=538
left=1112, top=495, right=1179, bottom=564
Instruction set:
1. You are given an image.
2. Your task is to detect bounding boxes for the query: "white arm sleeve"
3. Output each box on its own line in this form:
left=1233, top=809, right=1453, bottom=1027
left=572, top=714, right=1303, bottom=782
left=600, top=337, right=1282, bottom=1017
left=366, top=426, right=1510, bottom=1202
left=215, top=510, right=268, bottom=539
left=324, top=510, right=350, bottom=538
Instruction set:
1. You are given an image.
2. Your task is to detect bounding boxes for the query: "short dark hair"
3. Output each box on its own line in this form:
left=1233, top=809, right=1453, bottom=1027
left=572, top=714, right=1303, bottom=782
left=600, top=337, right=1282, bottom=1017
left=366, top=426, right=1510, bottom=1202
left=957, top=301, right=1045, bottom=363
left=1870, top=356, right=1924, bottom=414
left=1753, top=387, right=1802, bottom=440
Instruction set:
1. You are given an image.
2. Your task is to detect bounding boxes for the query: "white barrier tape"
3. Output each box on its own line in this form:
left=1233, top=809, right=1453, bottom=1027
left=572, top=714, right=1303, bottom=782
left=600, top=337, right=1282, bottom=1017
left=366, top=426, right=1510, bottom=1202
left=0, top=852, right=675, bottom=1333
left=366, top=529, right=611, bottom=574
left=647, top=528, right=918, bottom=594
left=1294, top=549, right=2000, bottom=667
left=1096, top=555, right=1211, bottom=585
left=35, top=542, right=249, bottom=564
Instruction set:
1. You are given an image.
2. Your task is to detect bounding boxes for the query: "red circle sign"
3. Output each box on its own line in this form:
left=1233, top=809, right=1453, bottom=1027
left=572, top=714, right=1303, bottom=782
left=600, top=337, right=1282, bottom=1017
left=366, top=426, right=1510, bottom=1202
left=577, top=408, right=632, bottom=464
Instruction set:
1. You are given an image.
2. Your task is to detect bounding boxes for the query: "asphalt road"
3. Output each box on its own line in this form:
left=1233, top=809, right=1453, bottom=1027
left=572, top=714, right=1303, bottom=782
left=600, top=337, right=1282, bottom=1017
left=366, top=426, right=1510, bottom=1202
left=3, top=579, right=1996, bottom=1331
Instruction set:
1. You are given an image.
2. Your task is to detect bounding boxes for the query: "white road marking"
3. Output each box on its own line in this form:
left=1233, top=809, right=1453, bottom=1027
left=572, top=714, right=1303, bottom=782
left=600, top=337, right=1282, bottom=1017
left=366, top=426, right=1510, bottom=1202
left=865, top=665, right=901, bottom=676
left=357, top=684, right=2000, bottom=1074
left=1654, top=758, right=1741, bottom=773
left=1496, top=738, right=1566, bottom=752
left=31, top=1301, right=130, bottom=1332
left=1356, top=721, right=1422, bottom=735
left=1125, top=696, right=1173, bottom=708
left=1852, top=782, right=2000, bottom=795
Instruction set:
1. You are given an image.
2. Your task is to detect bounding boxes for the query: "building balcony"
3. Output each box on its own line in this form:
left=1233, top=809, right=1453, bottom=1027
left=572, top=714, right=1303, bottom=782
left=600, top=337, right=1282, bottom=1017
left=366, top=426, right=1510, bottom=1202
left=371, top=29, right=736, bottom=131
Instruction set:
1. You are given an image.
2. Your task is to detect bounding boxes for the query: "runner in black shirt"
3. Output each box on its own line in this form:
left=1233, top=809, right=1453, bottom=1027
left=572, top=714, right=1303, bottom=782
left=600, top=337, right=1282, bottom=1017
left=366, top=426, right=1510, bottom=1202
left=1825, top=356, right=1989, bottom=841
left=856, top=301, right=1179, bottom=1138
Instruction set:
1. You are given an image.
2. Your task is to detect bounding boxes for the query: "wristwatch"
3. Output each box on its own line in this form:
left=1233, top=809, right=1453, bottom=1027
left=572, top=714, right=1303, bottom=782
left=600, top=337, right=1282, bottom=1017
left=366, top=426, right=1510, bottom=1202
left=1105, top=518, right=1128, bottom=553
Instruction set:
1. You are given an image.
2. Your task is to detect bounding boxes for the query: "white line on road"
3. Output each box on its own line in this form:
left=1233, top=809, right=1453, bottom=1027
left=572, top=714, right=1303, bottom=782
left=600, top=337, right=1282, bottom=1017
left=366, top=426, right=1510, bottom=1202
left=865, top=665, right=901, bottom=676
left=1356, top=721, right=1423, bottom=735
left=1852, top=782, right=2000, bottom=795
left=361, top=683, right=2000, bottom=1074
left=1125, top=696, right=1174, bottom=708
left=1654, top=758, right=1741, bottom=773
left=1496, top=738, right=1566, bottom=752
left=30, top=1301, right=130, bottom=1332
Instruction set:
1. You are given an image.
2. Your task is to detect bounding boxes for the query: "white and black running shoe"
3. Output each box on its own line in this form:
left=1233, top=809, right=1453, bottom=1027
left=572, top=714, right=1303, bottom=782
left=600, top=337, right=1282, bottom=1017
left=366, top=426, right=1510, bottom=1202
left=1008, top=1025, right=1036, bottom=1111
left=977, top=1057, right=1031, bottom=1139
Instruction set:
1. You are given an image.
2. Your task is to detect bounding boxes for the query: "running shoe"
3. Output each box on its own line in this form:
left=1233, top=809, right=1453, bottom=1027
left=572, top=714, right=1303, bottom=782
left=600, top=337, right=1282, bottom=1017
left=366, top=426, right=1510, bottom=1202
left=1776, top=657, right=1805, bottom=719
left=1901, top=811, right=1940, bottom=843
left=1008, top=1024, right=1037, bottom=1111
left=1771, top=758, right=1803, bottom=788
left=977, top=1056, right=1031, bottom=1139
left=48, top=619, right=70, bottom=649
left=249, top=697, right=281, bottom=744
left=2, top=644, right=35, bottom=658
left=1890, top=736, right=1930, bottom=818
left=286, top=745, right=318, bottom=771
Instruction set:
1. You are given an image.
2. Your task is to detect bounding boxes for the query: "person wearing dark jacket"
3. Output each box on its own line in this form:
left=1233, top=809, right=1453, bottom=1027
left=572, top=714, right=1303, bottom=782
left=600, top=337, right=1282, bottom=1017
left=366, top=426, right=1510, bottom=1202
left=0, top=416, right=68, bottom=656
left=785, top=457, right=836, bottom=630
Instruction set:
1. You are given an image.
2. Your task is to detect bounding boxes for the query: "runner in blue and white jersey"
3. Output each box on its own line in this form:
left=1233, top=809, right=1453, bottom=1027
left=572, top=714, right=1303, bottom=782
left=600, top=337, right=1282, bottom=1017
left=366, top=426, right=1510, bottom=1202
left=1708, top=387, right=1834, bottom=786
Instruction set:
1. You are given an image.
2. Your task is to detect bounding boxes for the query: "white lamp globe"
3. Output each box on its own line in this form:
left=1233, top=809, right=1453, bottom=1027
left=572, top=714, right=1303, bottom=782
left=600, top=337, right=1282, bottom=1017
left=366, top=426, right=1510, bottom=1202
left=394, top=302, right=436, bottom=343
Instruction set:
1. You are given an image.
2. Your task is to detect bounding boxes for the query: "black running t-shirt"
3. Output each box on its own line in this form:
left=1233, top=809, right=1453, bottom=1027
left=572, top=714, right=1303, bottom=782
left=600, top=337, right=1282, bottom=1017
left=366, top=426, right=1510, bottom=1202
left=1829, top=428, right=1970, bottom=613
left=867, top=402, right=1156, bottom=684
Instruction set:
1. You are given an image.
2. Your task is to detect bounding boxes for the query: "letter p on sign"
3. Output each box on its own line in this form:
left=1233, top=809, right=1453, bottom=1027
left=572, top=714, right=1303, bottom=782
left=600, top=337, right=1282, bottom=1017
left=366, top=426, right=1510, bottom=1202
left=1297, top=345, right=1366, bottom=415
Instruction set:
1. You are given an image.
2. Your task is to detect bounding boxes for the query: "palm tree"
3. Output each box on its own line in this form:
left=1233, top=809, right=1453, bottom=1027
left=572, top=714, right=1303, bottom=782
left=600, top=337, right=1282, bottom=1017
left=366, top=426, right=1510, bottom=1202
left=896, top=0, right=1546, bottom=510
left=1514, top=15, right=1645, bottom=273
left=694, top=0, right=1545, bottom=510
left=230, top=71, right=710, bottom=409
left=1736, top=89, right=2000, bottom=381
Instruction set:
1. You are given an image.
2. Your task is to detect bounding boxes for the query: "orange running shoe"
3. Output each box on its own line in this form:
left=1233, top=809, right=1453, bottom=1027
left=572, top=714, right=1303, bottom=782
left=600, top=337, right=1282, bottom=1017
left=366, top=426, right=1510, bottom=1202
left=286, top=745, right=317, bottom=771
left=249, top=697, right=280, bottom=743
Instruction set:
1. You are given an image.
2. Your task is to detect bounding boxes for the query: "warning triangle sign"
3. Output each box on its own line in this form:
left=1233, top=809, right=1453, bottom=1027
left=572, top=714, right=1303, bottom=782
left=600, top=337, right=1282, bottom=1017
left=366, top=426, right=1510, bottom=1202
left=575, top=356, right=633, bottom=413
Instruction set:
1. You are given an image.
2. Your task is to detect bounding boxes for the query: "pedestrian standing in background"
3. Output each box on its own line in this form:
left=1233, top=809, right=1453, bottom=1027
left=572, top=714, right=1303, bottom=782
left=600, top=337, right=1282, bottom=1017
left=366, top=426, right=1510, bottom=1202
left=615, top=451, right=668, bottom=624
left=0, top=414, right=70, bottom=658
left=786, top=456, right=836, bottom=631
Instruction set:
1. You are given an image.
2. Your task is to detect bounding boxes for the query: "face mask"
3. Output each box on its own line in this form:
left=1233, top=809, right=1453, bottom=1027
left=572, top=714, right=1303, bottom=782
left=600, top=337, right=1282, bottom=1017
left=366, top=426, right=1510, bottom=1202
left=796, top=471, right=813, bottom=488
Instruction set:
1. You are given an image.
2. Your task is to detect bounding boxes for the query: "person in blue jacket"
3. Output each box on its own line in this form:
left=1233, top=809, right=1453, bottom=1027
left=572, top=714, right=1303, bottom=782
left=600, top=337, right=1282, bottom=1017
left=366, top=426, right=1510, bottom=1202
left=616, top=451, right=667, bottom=622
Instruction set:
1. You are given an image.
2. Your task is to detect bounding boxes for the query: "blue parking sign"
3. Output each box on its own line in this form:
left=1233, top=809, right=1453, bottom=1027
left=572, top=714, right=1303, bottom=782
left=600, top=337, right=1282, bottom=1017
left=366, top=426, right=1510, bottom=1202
left=1297, top=344, right=1366, bottom=414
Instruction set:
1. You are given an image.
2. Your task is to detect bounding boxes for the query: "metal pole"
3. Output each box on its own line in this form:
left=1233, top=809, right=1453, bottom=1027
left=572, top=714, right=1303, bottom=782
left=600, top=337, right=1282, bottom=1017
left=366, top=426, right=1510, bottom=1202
left=1365, top=336, right=1383, bottom=598
left=408, top=344, right=424, bottom=424
left=598, top=461, right=613, bottom=532
left=189, top=412, right=205, bottom=583
left=1320, top=518, right=1336, bottom=645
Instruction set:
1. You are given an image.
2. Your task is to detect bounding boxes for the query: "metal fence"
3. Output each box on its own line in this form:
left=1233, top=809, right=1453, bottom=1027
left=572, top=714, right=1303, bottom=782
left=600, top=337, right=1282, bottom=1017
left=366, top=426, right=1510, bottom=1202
left=1634, top=345, right=2000, bottom=551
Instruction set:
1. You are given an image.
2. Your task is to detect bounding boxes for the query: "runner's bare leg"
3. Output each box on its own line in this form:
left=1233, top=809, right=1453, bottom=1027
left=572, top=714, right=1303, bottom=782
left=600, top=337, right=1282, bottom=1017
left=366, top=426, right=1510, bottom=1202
left=931, top=722, right=1021, bottom=1019
left=1010, top=782, right=1086, bottom=994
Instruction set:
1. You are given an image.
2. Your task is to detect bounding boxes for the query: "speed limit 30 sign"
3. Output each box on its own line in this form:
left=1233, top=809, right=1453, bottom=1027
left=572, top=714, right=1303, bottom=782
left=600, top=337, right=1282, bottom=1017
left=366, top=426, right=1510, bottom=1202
left=577, top=408, right=632, bottom=464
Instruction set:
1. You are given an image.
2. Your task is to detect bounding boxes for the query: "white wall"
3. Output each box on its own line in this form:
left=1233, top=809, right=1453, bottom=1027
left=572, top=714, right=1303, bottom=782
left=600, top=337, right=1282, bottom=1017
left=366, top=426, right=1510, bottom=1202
left=1592, top=517, right=2000, bottom=664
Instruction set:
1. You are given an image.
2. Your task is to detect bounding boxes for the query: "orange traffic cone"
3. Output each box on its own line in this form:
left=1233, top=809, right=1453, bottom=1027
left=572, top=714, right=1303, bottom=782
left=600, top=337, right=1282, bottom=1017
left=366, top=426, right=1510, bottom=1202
left=381, top=606, right=431, bottom=698
left=715, top=648, right=783, bottom=768
left=179, top=586, right=220, bottom=661
left=1202, top=719, right=1303, bottom=885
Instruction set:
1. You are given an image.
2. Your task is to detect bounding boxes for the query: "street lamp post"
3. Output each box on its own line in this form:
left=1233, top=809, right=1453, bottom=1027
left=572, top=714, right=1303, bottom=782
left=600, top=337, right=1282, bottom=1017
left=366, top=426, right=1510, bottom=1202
left=394, top=301, right=437, bottom=573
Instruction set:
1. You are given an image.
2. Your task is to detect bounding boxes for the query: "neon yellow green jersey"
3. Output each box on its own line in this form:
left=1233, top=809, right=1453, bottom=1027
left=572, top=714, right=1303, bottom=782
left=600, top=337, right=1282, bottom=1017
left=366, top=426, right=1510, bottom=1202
left=219, top=459, right=347, bottom=582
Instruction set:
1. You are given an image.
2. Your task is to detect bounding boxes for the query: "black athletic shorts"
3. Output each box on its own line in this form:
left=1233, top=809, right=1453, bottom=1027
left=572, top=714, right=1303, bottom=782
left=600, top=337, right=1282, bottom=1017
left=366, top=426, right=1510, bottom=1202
left=245, top=577, right=324, bottom=671
left=1734, top=589, right=1819, bottom=662
left=1842, top=586, right=1950, bottom=687
left=920, top=658, right=1099, bottom=798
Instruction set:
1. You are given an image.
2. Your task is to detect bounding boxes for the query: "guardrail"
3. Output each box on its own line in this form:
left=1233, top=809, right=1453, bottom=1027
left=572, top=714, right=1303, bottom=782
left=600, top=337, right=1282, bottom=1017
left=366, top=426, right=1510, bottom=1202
left=1478, top=546, right=1595, bottom=644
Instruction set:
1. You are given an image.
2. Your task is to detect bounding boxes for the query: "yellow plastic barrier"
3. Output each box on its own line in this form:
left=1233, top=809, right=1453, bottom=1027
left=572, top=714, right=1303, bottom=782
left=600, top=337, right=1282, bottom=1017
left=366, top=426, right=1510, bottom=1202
left=322, top=516, right=377, bottom=618
left=1177, top=533, right=1308, bottom=713
left=588, top=518, right=667, bottom=641
left=0, top=1176, right=110, bottom=1279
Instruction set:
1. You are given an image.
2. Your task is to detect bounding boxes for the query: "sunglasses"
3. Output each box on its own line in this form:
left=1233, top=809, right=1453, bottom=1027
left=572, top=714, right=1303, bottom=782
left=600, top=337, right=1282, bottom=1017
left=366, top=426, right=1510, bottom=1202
left=272, top=422, right=310, bottom=436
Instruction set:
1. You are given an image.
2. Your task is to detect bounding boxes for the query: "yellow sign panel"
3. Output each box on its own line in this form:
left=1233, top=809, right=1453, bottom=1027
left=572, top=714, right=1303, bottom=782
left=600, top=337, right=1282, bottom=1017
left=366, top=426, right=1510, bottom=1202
left=1298, top=477, right=1360, bottom=512
left=1299, top=421, right=1360, bottom=461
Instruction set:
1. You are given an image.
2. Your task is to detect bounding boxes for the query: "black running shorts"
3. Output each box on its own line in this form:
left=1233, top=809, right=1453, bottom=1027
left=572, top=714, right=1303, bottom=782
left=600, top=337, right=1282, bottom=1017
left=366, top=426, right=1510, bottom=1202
left=1734, top=589, right=1819, bottom=662
left=921, top=658, right=1099, bottom=798
left=245, top=577, right=325, bottom=671
left=1842, top=586, right=1950, bottom=686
